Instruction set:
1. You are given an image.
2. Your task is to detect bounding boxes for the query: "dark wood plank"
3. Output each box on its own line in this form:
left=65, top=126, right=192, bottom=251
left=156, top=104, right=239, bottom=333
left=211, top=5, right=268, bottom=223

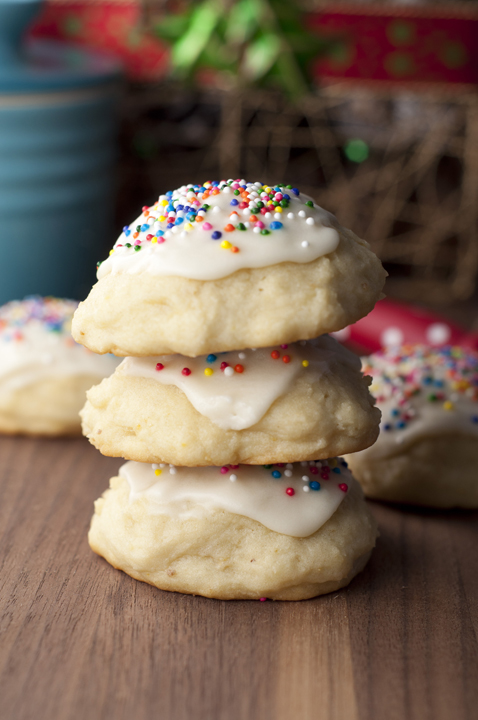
left=0, top=437, right=477, bottom=720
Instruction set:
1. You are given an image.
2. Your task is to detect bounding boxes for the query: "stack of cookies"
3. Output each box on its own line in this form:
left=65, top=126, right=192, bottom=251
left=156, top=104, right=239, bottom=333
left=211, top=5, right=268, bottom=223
left=73, top=179, right=387, bottom=600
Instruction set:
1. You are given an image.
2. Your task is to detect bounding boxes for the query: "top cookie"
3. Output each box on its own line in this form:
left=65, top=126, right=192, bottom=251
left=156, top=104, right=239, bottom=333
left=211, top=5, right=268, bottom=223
left=72, top=180, right=386, bottom=357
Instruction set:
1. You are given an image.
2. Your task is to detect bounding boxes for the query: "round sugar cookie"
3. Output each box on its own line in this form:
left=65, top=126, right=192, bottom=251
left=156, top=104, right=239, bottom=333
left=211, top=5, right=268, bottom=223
left=89, top=459, right=378, bottom=600
left=81, top=336, right=381, bottom=466
left=0, top=297, right=119, bottom=435
left=345, top=345, right=478, bottom=508
left=72, top=180, right=386, bottom=357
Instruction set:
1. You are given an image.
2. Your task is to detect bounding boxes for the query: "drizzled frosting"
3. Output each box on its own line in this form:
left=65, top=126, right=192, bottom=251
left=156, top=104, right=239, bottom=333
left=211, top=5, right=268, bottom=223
left=0, top=296, right=119, bottom=398
left=97, top=180, right=340, bottom=281
left=362, top=345, right=478, bottom=458
left=120, top=335, right=361, bottom=430
left=120, top=458, right=352, bottom=537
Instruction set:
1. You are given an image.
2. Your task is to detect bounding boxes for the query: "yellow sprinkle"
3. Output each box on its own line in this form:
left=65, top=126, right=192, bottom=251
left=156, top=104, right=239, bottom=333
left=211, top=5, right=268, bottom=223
left=154, top=469, right=162, bottom=476
left=160, top=200, right=168, bottom=206
left=443, top=401, right=454, bottom=411
left=204, top=368, right=213, bottom=376
left=221, top=240, right=232, bottom=249
left=159, top=215, right=166, bottom=222
left=109, top=249, right=114, bottom=255
left=185, top=223, right=193, bottom=230
left=264, top=186, right=271, bottom=193
left=151, top=237, right=158, bottom=244
left=302, top=360, right=309, bottom=367
left=275, top=206, right=283, bottom=213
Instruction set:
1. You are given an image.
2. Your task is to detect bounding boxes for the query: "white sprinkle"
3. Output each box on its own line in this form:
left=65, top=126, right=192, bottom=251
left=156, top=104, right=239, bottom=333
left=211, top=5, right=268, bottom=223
left=164, top=231, right=172, bottom=238
left=302, top=475, right=309, bottom=482
left=255, top=181, right=262, bottom=187
left=284, top=470, right=292, bottom=477
left=159, top=463, right=166, bottom=468
left=229, top=474, right=237, bottom=482
left=152, top=464, right=159, bottom=470
left=159, top=195, right=167, bottom=201
left=169, top=468, right=177, bottom=475
left=238, top=352, right=246, bottom=359
left=223, top=186, right=231, bottom=194
left=253, top=226, right=261, bottom=234
left=286, top=463, right=293, bottom=469
left=251, top=348, right=257, bottom=351
left=244, top=222, right=250, bottom=228
left=224, top=366, right=234, bottom=377
left=264, top=212, right=272, bottom=219
left=301, top=240, right=309, bottom=248
left=213, top=206, right=221, bottom=213
left=287, top=212, right=294, bottom=219
left=243, top=208, right=251, bottom=216
left=303, top=486, right=310, bottom=492
left=274, top=213, right=282, bottom=220
left=180, top=231, right=187, bottom=238
left=298, top=210, right=306, bottom=218
left=306, top=217, right=315, bottom=226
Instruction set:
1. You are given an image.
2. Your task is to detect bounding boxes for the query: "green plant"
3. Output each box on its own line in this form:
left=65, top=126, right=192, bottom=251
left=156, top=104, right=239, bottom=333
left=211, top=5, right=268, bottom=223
left=154, top=0, right=330, bottom=101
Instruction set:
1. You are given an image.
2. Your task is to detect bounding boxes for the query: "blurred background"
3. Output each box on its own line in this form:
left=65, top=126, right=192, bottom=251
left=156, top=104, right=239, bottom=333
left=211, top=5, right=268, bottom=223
left=2, top=0, right=478, bottom=335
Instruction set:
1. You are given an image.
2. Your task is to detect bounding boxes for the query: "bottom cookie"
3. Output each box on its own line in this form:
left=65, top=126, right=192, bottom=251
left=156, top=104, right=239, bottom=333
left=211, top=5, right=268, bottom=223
left=89, top=462, right=377, bottom=600
left=345, top=434, right=478, bottom=509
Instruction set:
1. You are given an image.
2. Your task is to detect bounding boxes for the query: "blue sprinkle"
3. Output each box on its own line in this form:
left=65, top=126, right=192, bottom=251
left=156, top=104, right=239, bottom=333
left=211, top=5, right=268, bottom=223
left=274, top=186, right=281, bottom=192
left=176, top=204, right=184, bottom=211
left=123, top=225, right=130, bottom=233
left=283, top=193, right=290, bottom=200
left=332, top=467, right=341, bottom=474
left=156, top=231, right=164, bottom=237
left=207, top=354, right=217, bottom=363
left=424, top=377, right=433, bottom=385
left=472, top=416, right=478, bottom=424
left=292, top=188, right=300, bottom=195
left=212, top=181, right=219, bottom=186
left=124, top=229, right=131, bottom=237
left=270, top=221, right=283, bottom=230
left=212, top=231, right=222, bottom=240
left=166, top=191, right=173, bottom=198
left=141, top=224, right=150, bottom=232
left=341, top=460, right=348, bottom=467
left=230, top=199, right=239, bottom=206
left=391, top=409, right=400, bottom=417
left=396, top=421, right=406, bottom=429
left=434, top=379, right=444, bottom=387
left=383, top=423, right=392, bottom=431
left=175, top=217, right=184, bottom=225
left=310, top=481, right=320, bottom=491
left=167, top=204, right=175, bottom=212
left=186, top=213, right=196, bottom=221
left=271, top=471, right=281, bottom=479
left=167, top=223, right=174, bottom=229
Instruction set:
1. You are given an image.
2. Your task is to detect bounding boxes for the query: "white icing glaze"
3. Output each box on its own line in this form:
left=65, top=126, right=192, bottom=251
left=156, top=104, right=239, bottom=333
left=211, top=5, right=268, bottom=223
left=0, top=297, right=119, bottom=399
left=97, top=180, right=340, bottom=281
left=360, top=345, right=478, bottom=459
left=120, top=335, right=361, bottom=430
left=120, top=458, right=353, bottom=537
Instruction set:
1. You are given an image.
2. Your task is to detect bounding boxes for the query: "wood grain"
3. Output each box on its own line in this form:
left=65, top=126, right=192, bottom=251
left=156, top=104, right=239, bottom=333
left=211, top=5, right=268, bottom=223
left=0, top=436, right=477, bottom=720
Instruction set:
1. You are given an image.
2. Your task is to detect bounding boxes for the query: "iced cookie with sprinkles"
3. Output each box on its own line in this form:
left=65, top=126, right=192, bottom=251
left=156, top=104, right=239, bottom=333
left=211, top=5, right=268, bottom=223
left=345, top=345, right=478, bottom=508
left=89, top=458, right=378, bottom=600
left=0, top=297, right=119, bottom=435
left=81, top=335, right=380, bottom=466
left=72, top=180, right=386, bottom=357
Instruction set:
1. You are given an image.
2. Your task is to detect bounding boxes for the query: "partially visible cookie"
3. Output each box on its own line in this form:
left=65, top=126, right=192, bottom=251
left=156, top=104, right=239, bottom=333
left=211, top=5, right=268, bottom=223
left=81, top=336, right=380, bottom=466
left=89, top=459, right=378, bottom=600
left=72, top=180, right=386, bottom=357
left=0, top=297, right=119, bottom=435
left=345, top=345, right=478, bottom=508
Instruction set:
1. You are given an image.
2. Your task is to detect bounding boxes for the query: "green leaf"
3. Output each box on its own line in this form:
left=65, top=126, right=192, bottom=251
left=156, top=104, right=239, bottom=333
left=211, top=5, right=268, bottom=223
left=154, top=14, right=191, bottom=42
left=171, top=1, right=221, bottom=72
left=225, top=0, right=260, bottom=45
left=242, top=33, right=281, bottom=80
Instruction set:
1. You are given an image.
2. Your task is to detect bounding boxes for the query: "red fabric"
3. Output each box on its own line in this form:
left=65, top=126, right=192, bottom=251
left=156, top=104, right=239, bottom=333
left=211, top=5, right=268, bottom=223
left=30, top=2, right=168, bottom=80
left=310, top=5, right=478, bottom=87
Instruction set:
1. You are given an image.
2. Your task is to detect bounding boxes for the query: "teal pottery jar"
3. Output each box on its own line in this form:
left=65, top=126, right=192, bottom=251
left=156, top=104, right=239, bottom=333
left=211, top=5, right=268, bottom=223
left=0, top=0, right=122, bottom=303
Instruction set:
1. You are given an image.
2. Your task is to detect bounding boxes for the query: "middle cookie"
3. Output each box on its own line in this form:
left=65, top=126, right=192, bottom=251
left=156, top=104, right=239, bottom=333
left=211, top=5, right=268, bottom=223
left=81, top=336, right=380, bottom=466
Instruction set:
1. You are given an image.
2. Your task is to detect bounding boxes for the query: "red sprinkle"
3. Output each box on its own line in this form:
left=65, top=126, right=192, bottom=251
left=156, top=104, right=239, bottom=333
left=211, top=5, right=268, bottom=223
left=235, top=364, right=244, bottom=373
left=142, top=205, right=149, bottom=213
left=259, top=597, right=267, bottom=602
left=155, top=363, right=164, bottom=371
left=271, top=350, right=280, bottom=359
left=146, top=234, right=153, bottom=241
left=220, top=466, right=228, bottom=474
left=230, top=465, right=239, bottom=469
left=182, top=368, right=191, bottom=376
left=238, top=202, right=249, bottom=209
left=282, top=355, right=291, bottom=363
left=338, top=483, right=349, bottom=493
left=309, top=467, right=319, bottom=474
left=286, top=487, right=295, bottom=496
left=220, top=362, right=229, bottom=371
left=280, top=344, right=288, bottom=349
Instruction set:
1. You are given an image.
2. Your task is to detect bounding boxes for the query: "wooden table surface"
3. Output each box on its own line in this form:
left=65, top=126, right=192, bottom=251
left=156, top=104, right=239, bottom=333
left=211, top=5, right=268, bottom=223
left=1, top=435, right=477, bottom=720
